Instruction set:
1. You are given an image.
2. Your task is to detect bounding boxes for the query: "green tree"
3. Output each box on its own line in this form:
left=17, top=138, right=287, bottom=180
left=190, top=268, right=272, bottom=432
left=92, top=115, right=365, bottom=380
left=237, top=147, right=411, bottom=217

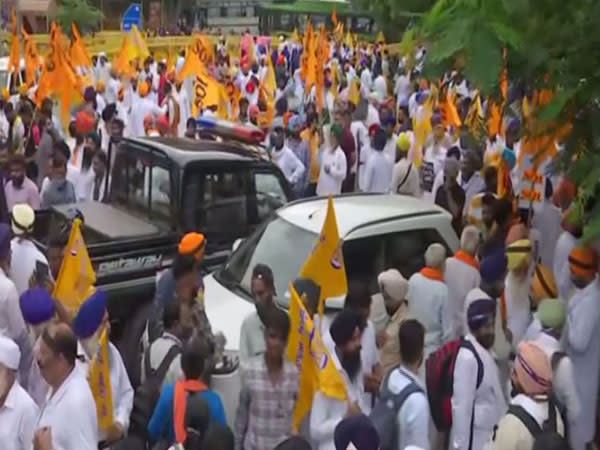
left=410, top=0, right=600, bottom=241
left=351, top=0, right=435, bottom=41
left=54, top=0, right=103, bottom=35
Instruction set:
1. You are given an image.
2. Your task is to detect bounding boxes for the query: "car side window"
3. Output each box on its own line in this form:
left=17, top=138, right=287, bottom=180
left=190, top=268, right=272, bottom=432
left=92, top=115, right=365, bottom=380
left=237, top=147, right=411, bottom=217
left=343, top=236, right=386, bottom=294
left=384, top=228, right=450, bottom=279
left=109, top=146, right=171, bottom=224
left=254, top=172, right=287, bottom=222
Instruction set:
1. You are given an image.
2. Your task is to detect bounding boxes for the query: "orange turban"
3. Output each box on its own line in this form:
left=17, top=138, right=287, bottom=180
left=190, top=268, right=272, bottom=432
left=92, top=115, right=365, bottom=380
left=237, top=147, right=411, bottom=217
left=530, top=263, right=558, bottom=306
left=96, top=81, right=106, bottom=93
left=513, top=341, right=552, bottom=396
left=569, top=246, right=598, bottom=278
left=75, top=111, right=96, bottom=135
left=178, top=232, right=206, bottom=260
left=138, top=81, right=150, bottom=98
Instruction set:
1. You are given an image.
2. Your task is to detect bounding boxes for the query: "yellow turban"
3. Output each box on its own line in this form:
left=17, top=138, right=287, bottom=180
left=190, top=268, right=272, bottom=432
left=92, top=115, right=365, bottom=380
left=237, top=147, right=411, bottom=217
left=96, top=81, right=106, bottom=93
left=18, top=84, right=28, bottom=96
left=506, top=239, right=532, bottom=271
left=397, top=132, right=411, bottom=152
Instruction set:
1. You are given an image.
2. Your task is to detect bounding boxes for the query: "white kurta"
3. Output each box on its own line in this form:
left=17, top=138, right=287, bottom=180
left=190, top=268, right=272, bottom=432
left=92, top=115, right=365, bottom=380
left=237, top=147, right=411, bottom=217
left=79, top=342, right=134, bottom=440
left=9, top=238, right=49, bottom=296
left=309, top=351, right=366, bottom=450
left=450, top=334, right=507, bottom=450
left=532, top=200, right=562, bottom=269
left=565, top=278, right=600, bottom=450
left=271, top=146, right=305, bottom=185
left=129, top=97, right=167, bottom=137
left=316, top=147, right=347, bottom=196
left=553, top=231, right=579, bottom=301
left=406, top=273, right=452, bottom=358
left=504, top=271, right=532, bottom=346
left=0, top=381, right=39, bottom=450
left=36, top=366, right=98, bottom=450
left=363, top=151, right=394, bottom=193
left=444, top=257, right=481, bottom=340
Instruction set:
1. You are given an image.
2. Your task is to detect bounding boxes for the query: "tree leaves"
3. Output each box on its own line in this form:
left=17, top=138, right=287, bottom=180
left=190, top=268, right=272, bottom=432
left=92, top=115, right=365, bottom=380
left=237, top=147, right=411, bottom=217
left=54, top=0, right=103, bottom=35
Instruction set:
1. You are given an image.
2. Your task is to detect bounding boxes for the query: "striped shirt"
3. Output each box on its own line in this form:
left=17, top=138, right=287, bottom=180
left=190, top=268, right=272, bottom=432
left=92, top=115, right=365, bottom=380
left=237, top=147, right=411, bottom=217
left=234, top=356, right=299, bottom=450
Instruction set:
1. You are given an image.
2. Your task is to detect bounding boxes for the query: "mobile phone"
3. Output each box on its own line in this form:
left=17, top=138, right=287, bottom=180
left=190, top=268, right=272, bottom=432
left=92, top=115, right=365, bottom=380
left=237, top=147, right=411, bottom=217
left=35, top=260, right=50, bottom=286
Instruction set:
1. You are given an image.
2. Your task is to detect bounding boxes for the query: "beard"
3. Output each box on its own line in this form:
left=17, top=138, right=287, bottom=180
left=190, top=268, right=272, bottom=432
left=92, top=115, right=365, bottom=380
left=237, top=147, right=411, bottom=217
left=341, top=349, right=362, bottom=382
left=0, top=368, right=9, bottom=398
left=477, top=333, right=495, bottom=349
left=12, top=175, right=24, bottom=188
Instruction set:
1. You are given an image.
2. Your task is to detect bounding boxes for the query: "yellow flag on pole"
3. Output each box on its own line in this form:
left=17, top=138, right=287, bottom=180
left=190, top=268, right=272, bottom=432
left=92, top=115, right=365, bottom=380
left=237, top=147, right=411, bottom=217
left=130, top=24, right=150, bottom=60
left=8, top=9, right=20, bottom=76
left=88, top=328, right=114, bottom=430
left=70, top=23, right=93, bottom=68
left=287, top=284, right=346, bottom=431
left=52, top=218, right=96, bottom=314
left=300, top=196, right=347, bottom=315
left=22, top=26, right=40, bottom=86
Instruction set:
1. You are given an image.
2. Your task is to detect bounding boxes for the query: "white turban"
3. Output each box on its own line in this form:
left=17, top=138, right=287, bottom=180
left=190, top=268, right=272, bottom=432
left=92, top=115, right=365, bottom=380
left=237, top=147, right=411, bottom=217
left=378, top=269, right=408, bottom=301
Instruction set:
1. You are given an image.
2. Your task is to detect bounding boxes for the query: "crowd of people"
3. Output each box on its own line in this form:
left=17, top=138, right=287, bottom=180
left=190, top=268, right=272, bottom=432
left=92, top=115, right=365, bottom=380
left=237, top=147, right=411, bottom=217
left=0, top=26, right=597, bottom=450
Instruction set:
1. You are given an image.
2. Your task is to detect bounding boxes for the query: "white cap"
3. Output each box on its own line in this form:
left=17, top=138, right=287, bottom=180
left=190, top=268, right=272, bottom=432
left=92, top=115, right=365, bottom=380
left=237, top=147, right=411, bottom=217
left=0, top=336, right=20, bottom=370
left=11, top=203, right=35, bottom=236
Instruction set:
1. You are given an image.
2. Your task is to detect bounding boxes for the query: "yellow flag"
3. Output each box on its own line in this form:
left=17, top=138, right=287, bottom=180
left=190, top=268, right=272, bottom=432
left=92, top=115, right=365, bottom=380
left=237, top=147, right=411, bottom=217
left=287, top=285, right=346, bottom=431
left=264, top=50, right=277, bottom=103
left=22, top=26, right=40, bottom=86
left=300, top=196, right=347, bottom=315
left=52, top=218, right=96, bottom=314
left=130, top=24, right=150, bottom=60
left=178, top=35, right=214, bottom=83
left=192, top=65, right=226, bottom=117
left=8, top=9, right=20, bottom=75
left=113, top=34, right=136, bottom=77
left=70, top=23, right=92, bottom=68
left=412, top=90, right=434, bottom=167
left=348, top=78, right=360, bottom=105
left=88, top=328, right=114, bottom=430
left=376, top=31, right=386, bottom=44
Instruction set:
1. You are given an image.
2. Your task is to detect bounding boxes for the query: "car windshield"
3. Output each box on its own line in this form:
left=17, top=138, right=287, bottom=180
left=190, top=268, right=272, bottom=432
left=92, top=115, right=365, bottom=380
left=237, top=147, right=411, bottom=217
left=217, top=215, right=318, bottom=307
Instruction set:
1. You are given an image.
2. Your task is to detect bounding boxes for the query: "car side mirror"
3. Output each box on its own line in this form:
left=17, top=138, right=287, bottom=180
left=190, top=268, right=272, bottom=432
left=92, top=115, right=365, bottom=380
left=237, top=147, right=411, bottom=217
left=232, top=238, right=243, bottom=252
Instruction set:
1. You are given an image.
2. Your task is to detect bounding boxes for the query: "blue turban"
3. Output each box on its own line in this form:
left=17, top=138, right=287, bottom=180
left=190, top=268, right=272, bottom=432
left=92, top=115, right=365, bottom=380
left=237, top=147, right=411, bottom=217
left=72, top=290, right=107, bottom=339
left=467, top=298, right=496, bottom=330
left=334, top=414, right=379, bottom=450
left=20, top=288, right=55, bottom=325
left=480, top=250, right=508, bottom=284
left=0, top=223, right=10, bottom=260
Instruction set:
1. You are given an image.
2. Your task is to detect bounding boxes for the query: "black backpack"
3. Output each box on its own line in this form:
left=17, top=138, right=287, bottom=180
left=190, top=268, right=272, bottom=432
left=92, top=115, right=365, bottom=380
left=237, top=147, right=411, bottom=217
left=369, top=367, right=425, bottom=450
left=507, top=397, right=564, bottom=440
left=129, top=344, right=182, bottom=440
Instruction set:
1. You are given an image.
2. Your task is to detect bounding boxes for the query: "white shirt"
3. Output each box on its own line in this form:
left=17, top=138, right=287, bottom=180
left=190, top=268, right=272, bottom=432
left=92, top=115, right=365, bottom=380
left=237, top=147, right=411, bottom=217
left=386, top=367, right=430, bottom=450
left=366, top=104, right=380, bottom=129
left=553, top=231, right=578, bottom=301
left=9, top=238, right=49, bottom=296
left=532, top=200, right=562, bottom=269
left=394, top=74, right=412, bottom=107
left=271, top=146, right=305, bottom=185
left=445, top=256, right=481, bottom=340
left=504, top=271, right=532, bottom=346
left=360, top=68, right=372, bottom=98
left=317, top=147, right=347, bottom=196
left=383, top=135, right=398, bottom=164
left=350, top=121, right=368, bottom=178
left=309, top=351, right=366, bottom=450
left=391, top=159, right=420, bottom=197
left=129, top=97, right=167, bottom=137
left=79, top=342, right=134, bottom=439
left=374, top=75, right=387, bottom=100
left=106, top=78, right=120, bottom=105
left=0, top=267, right=27, bottom=353
left=36, top=365, right=98, bottom=450
left=0, top=381, right=39, bottom=450
left=363, top=151, right=393, bottom=193
left=406, top=272, right=452, bottom=358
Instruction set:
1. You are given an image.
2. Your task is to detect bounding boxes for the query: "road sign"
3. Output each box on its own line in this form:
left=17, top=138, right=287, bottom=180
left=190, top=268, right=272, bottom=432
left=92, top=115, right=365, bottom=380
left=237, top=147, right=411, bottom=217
left=122, top=3, right=142, bottom=32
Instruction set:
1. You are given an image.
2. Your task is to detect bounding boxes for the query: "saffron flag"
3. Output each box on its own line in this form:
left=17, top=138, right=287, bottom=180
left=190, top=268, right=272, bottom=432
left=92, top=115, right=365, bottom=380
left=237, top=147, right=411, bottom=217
left=8, top=9, right=20, bottom=75
left=88, top=328, right=114, bottom=430
left=347, top=78, right=360, bottom=106
left=192, top=65, right=228, bottom=118
left=178, top=34, right=214, bottom=83
left=130, top=24, right=150, bottom=60
left=22, top=26, right=40, bottom=86
left=70, top=23, right=93, bottom=68
left=300, top=196, right=347, bottom=315
left=52, top=218, right=96, bottom=314
left=287, top=284, right=346, bottom=431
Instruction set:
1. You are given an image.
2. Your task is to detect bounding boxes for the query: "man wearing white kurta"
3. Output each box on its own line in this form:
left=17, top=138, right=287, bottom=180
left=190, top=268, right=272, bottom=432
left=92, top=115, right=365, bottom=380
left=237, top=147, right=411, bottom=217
left=445, top=226, right=481, bottom=340
left=72, top=291, right=134, bottom=447
left=316, top=142, right=347, bottom=196
left=451, top=290, right=507, bottom=450
left=35, top=323, right=98, bottom=450
left=0, top=336, right=39, bottom=450
left=129, top=88, right=167, bottom=137
left=553, top=226, right=579, bottom=301
left=363, top=129, right=393, bottom=194
left=407, top=243, right=452, bottom=360
left=310, top=310, right=366, bottom=450
left=564, top=246, right=600, bottom=450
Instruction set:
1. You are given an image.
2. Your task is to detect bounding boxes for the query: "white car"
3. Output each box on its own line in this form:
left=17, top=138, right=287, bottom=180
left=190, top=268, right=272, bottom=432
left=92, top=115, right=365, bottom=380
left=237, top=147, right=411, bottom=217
left=204, top=193, right=459, bottom=423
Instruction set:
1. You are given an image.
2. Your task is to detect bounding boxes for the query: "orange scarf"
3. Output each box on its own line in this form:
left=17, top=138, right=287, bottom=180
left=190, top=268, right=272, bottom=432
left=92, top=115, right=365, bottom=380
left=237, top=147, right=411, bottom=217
left=454, top=250, right=479, bottom=271
left=174, top=379, right=208, bottom=443
left=420, top=267, right=445, bottom=283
